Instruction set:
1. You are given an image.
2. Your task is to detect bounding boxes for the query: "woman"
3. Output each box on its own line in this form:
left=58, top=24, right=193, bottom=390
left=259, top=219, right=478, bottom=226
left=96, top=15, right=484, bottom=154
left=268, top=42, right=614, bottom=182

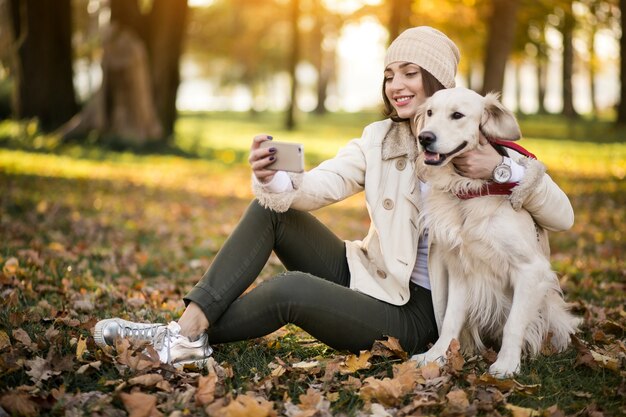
left=94, top=27, right=574, bottom=367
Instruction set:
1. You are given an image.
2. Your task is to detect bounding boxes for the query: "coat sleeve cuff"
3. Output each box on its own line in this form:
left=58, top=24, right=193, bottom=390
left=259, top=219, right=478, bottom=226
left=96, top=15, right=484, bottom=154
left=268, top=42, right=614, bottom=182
left=252, top=172, right=304, bottom=212
left=510, top=157, right=546, bottom=211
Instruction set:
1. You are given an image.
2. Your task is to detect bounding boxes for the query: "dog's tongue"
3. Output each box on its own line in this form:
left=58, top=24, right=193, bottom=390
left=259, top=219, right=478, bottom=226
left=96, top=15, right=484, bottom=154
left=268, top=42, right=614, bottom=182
left=423, top=151, right=441, bottom=163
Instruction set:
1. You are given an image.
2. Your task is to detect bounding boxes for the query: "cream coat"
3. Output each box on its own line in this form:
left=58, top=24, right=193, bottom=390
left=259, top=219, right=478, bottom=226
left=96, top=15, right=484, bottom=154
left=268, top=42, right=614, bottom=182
left=253, top=119, right=574, bottom=332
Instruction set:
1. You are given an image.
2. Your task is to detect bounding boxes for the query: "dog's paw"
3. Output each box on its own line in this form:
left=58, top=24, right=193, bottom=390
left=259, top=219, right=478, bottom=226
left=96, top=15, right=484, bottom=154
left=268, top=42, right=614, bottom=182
left=488, top=359, right=520, bottom=378
left=410, top=351, right=446, bottom=367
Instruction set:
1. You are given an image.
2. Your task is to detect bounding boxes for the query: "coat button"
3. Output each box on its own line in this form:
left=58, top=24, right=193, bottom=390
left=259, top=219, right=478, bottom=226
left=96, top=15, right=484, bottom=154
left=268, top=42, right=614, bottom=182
left=376, top=269, right=387, bottom=279
left=395, top=158, right=407, bottom=171
left=383, top=198, right=394, bottom=210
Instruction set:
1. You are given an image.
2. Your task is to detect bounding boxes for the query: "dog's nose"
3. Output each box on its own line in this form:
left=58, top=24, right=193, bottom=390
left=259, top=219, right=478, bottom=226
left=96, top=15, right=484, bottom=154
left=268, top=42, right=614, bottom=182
left=418, top=131, right=436, bottom=147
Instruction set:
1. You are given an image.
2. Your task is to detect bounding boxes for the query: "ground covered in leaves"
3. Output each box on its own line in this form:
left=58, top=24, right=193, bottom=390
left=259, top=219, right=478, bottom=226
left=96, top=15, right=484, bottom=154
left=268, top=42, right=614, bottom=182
left=0, top=119, right=625, bottom=416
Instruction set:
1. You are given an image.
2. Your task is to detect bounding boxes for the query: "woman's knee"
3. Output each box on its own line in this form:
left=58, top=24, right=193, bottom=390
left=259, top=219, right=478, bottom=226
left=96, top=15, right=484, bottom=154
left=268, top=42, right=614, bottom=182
left=258, top=272, right=314, bottom=303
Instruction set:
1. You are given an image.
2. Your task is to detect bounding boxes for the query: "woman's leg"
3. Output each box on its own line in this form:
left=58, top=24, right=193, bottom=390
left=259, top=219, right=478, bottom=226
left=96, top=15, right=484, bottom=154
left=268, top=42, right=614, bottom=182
left=209, top=274, right=438, bottom=355
left=183, top=199, right=350, bottom=327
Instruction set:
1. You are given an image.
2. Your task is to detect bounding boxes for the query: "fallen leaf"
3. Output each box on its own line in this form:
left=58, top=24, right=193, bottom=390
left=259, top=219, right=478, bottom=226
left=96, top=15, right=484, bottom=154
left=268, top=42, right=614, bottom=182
left=291, top=360, right=320, bottom=370
left=445, top=389, right=470, bottom=413
left=25, top=356, right=59, bottom=385
left=360, top=376, right=406, bottom=407
left=326, top=392, right=339, bottom=402
left=476, top=374, right=540, bottom=395
left=392, top=360, right=420, bottom=386
left=44, top=325, right=60, bottom=342
left=505, top=403, right=541, bottom=417
left=76, top=335, right=88, bottom=361
left=420, top=361, right=441, bottom=380
left=340, top=351, right=372, bottom=374
left=120, top=391, right=163, bottom=417
left=115, top=338, right=160, bottom=372
left=0, top=391, right=39, bottom=417
left=12, top=328, right=36, bottom=351
left=446, top=339, right=465, bottom=371
left=3, top=257, right=19, bottom=276
left=0, top=330, right=11, bottom=351
left=284, top=388, right=331, bottom=417
left=590, top=350, right=620, bottom=372
left=47, top=242, right=66, bottom=252
left=128, top=373, right=164, bottom=387
left=343, top=376, right=362, bottom=390
left=270, top=364, right=286, bottom=378
left=76, top=361, right=102, bottom=374
left=368, top=403, right=394, bottom=417
left=371, top=336, right=408, bottom=360
left=599, top=320, right=624, bottom=335
left=298, top=388, right=328, bottom=411
left=155, top=379, right=173, bottom=392
left=360, top=362, right=420, bottom=407
left=211, top=394, right=277, bottom=417
left=196, top=372, right=218, bottom=405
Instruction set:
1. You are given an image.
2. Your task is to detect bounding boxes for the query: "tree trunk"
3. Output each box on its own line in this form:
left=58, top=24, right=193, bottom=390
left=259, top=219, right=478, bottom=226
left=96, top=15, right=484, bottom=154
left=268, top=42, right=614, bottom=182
left=59, top=25, right=163, bottom=145
left=9, top=0, right=77, bottom=130
left=147, top=0, right=188, bottom=140
left=285, top=0, right=300, bottom=130
left=618, top=0, right=626, bottom=123
left=311, top=0, right=331, bottom=115
left=536, top=53, right=547, bottom=114
left=589, top=26, right=597, bottom=119
left=514, top=61, right=523, bottom=114
left=388, top=0, right=413, bottom=43
left=481, top=0, right=520, bottom=95
left=60, top=0, right=188, bottom=145
left=561, top=1, right=577, bottom=118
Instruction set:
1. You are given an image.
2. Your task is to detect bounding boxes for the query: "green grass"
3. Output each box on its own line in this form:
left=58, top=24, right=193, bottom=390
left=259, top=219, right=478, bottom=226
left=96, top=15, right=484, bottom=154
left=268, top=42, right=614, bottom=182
left=0, top=112, right=625, bottom=416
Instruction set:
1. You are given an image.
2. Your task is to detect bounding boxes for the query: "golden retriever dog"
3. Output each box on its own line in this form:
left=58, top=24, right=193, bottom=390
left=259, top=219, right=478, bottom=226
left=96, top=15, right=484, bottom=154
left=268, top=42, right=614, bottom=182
left=411, top=87, right=579, bottom=377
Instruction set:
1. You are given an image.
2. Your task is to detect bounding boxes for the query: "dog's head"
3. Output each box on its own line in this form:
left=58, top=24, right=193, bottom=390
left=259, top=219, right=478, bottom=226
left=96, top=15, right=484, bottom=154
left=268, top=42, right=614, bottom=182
left=416, top=87, right=521, bottom=167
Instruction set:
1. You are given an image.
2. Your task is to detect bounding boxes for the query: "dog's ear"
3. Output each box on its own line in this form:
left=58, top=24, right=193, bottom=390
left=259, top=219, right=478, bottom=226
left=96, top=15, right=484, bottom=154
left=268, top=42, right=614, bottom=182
left=480, top=92, right=521, bottom=141
left=414, top=101, right=427, bottom=152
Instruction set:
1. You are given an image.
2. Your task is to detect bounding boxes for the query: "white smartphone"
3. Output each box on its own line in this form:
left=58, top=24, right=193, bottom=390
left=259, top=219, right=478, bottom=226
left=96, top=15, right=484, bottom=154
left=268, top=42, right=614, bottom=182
left=259, top=141, right=305, bottom=173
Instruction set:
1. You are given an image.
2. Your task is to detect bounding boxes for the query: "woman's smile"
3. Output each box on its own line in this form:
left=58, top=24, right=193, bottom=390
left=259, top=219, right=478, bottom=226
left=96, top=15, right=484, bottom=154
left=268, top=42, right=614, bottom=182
left=394, top=95, right=414, bottom=106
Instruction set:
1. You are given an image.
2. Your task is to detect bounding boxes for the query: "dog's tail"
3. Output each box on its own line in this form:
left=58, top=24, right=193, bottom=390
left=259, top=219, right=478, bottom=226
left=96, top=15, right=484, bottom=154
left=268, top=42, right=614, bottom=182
left=525, top=271, right=581, bottom=356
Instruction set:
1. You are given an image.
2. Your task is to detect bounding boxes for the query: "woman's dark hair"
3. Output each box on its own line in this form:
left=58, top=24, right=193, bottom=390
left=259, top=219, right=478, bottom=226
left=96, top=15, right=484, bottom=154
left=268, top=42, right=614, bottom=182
left=381, top=67, right=446, bottom=122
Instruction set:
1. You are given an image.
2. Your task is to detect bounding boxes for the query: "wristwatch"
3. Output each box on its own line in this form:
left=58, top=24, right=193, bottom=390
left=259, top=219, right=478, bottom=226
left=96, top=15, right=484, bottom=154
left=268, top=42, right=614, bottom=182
left=492, top=156, right=512, bottom=184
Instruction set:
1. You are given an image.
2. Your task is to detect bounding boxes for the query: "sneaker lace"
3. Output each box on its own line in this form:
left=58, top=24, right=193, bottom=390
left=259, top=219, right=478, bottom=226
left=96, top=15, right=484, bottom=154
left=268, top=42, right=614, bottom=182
left=154, top=322, right=183, bottom=364
left=119, top=324, right=161, bottom=340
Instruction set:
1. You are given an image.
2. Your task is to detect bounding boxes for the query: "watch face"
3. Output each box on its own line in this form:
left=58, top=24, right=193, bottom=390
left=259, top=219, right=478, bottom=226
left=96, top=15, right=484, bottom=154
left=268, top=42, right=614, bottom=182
left=493, top=165, right=512, bottom=183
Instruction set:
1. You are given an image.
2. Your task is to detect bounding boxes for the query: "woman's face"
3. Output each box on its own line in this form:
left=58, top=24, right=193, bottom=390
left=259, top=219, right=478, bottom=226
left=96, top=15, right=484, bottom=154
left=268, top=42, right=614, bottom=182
left=384, top=62, right=426, bottom=120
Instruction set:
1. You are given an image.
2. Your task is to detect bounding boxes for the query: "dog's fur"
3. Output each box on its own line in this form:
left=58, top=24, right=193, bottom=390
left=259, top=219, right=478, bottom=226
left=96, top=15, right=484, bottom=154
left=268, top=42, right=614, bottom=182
left=411, top=87, right=579, bottom=377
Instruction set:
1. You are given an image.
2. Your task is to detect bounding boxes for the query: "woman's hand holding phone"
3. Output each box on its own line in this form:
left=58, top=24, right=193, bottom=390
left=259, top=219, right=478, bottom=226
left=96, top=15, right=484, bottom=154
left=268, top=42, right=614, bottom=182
left=250, top=134, right=278, bottom=183
left=249, top=134, right=304, bottom=184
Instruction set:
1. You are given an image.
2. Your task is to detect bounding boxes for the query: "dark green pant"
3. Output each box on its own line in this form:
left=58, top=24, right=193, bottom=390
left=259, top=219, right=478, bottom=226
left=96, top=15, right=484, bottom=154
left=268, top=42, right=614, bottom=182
left=184, top=200, right=437, bottom=354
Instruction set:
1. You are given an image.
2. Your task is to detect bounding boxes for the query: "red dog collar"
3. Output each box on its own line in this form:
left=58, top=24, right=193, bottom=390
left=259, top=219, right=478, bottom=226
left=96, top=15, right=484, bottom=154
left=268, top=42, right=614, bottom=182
left=456, top=140, right=536, bottom=200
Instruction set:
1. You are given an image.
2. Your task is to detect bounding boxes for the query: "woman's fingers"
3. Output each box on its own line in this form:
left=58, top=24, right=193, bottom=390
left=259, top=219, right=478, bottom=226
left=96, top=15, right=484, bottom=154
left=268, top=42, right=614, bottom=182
left=249, top=134, right=274, bottom=164
left=250, top=134, right=276, bottom=182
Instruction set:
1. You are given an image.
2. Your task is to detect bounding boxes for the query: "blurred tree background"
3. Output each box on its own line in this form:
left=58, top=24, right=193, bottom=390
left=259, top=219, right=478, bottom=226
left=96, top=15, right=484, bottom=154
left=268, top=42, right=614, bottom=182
left=0, top=0, right=624, bottom=145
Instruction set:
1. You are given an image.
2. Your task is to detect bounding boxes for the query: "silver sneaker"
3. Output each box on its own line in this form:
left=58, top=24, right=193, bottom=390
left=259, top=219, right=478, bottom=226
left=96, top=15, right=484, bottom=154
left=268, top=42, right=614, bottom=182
left=93, top=318, right=213, bottom=368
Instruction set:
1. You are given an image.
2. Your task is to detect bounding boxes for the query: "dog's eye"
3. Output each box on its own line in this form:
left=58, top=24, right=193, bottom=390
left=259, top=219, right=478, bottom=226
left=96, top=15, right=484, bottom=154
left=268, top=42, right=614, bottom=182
left=426, top=109, right=432, bottom=117
left=451, top=112, right=464, bottom=120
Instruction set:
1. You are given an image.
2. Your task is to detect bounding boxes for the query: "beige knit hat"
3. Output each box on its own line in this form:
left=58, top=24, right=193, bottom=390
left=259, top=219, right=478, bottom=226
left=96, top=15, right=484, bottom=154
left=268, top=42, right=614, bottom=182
left=384, top=26, right=460, bottom=89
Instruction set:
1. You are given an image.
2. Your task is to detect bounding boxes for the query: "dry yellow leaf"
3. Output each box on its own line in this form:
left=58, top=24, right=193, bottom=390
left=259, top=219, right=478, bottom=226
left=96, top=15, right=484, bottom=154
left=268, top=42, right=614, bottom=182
left=75, top=335, right=88, bottom=361
left=505, top=403, right=541, bottom=417
left=446, top=389, right=469, bottom=410
left=340, top=351, right=372, bottom=374
left=128, top=373, right=164, bottom=387
left=211, top=394, right=276, bottom=417
left=0, top=330, right=11, bottom=351
left=120, top=392, right=163, bottom=417
left=2, top=257, right=19, bottom=275
left=420, top=361, right=441, bottom=380
left=196, top=372, right=218, bottom=406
